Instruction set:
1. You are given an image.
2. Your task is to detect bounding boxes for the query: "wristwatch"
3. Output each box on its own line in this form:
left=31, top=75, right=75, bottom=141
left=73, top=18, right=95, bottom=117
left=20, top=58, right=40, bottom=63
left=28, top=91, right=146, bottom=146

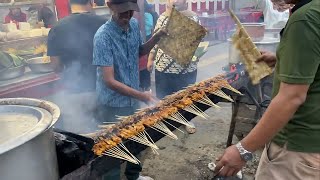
left=236, top=142, right=253, bottom=161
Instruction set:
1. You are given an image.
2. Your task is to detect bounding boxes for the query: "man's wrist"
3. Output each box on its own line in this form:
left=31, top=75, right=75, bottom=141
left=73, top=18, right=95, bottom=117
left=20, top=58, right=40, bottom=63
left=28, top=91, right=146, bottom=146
left=240, top=139, right=256, bottom=153
left=236, top=142, right=254, bottom=162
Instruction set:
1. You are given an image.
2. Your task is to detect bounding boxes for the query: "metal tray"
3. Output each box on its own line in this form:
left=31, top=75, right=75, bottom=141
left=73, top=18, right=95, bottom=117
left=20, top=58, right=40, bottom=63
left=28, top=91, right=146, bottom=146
left=26, top=57, right=55, bottom=73
left=0, top=65, right=25, bottom=81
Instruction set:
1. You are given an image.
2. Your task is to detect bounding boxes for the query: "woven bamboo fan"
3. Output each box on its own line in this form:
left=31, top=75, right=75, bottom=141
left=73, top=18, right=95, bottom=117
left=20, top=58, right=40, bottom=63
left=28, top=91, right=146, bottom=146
left=229, top=9, right=273, bottom=85
left=158, top=7, right=207, bottom=68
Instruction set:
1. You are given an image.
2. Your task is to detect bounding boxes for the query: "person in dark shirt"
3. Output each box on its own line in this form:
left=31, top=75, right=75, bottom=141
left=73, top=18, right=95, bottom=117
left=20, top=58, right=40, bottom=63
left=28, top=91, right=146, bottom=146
left=4, top=7, right=27, bottom=26
left=27, top=4, right=57, bottom=28
left=47, top=0, right=106, bottom=133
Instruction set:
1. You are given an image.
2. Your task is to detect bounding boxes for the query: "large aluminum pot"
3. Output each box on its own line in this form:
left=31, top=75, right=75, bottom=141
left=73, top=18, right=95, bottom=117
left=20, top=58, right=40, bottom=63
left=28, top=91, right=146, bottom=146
left=242, top=23, right=265, bottom=42
left=0, top=98, right=60, bottom=180
left=228, top=37, right=280, bottom=64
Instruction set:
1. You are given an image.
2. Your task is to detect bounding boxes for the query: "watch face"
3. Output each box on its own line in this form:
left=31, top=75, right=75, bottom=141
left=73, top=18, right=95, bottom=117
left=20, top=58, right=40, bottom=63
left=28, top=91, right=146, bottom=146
left=243, top=153, right=253, bottom=161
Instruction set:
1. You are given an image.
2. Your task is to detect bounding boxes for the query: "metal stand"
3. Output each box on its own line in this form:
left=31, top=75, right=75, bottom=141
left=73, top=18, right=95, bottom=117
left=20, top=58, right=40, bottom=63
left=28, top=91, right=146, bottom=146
left=226, top=82, right=271, bottom=147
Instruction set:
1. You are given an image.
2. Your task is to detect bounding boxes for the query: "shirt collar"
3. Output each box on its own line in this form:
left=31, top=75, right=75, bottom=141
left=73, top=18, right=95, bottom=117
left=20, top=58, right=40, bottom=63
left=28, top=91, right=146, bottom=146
left=280, top=0, right=312, bottom=37
left=291, top=0, right=312, bottom=14
left=109, top=17, right=132, bottom=34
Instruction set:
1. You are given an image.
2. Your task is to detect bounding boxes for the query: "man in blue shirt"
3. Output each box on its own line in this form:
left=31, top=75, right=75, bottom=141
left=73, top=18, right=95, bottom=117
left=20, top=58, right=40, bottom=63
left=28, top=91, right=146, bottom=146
left=93, top=0, right=166, bottom=179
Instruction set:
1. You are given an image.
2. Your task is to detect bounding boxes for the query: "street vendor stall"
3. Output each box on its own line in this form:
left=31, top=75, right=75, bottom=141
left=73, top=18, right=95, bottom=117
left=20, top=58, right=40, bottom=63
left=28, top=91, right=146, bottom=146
left=0, top=0, right=62, bottom=99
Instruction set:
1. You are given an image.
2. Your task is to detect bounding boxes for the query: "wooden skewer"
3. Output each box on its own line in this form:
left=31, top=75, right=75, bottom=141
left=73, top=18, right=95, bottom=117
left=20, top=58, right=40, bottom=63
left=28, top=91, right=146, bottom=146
left=143, top=131, right=160, bottom=155
left=119, top=143, right=140, bottom=163
left=210, top=89, right=234, bottom=102
left=129, top=131, right=159, bottom=150
left=197, top=95, right=220, bottom=108
left=138, top=131, right=159, bottom=155
left=103, top=146, right=139, bottom=164
left=155, top=122, right=178, bottom=140
left=102, top=122, right=118, bottom=124
left=221, top=83, right=243, bottom=95
left=103, top=151, right=138, bottom=164
left=191, top=103, right=209, bottom=118
left=164, top=120, right=185, bottom=134
left=102, top=152, right=137, bottom=164
left=138, top=132, right=159, bottom=151
left=167, top=112, right=194, bottom=128
left=107, top=148, right=132, bottom=161
left=151, top=122, right=178, bottom=140
left=184, top=104, right=209, bottom=119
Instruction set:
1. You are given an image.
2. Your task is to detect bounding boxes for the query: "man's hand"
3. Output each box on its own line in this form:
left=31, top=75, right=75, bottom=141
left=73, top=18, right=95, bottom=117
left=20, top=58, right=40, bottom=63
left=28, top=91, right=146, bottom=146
left=139, top=91, right=159, bottom=105
left=139, top=29, right=168, bottom=56
left=153, top=28, right=169, bottom=41
left=214, top=145, right=246, bottom=177
left=256, top=51, right=277, bottom=67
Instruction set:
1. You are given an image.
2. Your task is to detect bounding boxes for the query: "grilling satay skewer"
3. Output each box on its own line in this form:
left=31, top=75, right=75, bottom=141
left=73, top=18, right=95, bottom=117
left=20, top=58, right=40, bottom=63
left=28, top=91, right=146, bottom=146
left=93, top=76, right=239, bottom=162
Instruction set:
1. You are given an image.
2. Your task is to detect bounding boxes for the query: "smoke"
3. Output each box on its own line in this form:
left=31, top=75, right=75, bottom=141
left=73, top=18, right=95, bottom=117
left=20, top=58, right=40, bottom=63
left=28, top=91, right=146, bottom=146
left=45, top=89, right=99, bottom=134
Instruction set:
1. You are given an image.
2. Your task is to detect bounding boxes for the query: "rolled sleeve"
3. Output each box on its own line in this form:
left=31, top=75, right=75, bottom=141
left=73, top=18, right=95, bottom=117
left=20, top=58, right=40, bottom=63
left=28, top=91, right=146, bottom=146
left=278, top=21, right=320, bottom=84
left=93, top=33, right=113, bottom=67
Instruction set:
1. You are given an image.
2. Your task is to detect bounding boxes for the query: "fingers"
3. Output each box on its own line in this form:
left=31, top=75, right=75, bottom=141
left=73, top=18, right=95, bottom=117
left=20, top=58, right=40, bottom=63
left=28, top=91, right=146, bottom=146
left=214, top=159, right=224, bottom=174
left=256, top=56, right=264, bottom=63
left=233, top=169, right=241, bottom=177
left=260, top=50, right=267, bottom=55
left=218, top=165, right=228, bottom=176
left=216, top=154, right=223, bottom=162
left=226, top=168, right=236, bottom=177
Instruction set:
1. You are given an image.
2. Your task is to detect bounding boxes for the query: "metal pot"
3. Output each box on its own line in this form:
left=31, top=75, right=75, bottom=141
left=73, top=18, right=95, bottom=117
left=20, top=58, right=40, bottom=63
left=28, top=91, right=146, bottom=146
left=242, top=23, right=265, bottom=42
left=228, top=37, right=280, bottom=64
left=0, top=98, right=61, bottom=180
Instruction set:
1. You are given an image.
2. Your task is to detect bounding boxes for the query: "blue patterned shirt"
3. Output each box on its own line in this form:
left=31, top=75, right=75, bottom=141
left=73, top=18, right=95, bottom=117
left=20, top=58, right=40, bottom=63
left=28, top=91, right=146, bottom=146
left=93, top=18, right=142, bottom=107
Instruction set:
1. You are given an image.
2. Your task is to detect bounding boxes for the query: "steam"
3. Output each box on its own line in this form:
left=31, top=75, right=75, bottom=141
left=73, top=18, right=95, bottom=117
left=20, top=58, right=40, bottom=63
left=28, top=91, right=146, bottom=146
left=46, top=89, right=98, bottom=134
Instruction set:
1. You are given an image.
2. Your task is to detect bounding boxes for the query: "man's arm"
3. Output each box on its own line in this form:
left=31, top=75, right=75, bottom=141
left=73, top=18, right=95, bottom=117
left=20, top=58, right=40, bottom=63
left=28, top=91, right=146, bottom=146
left=139, top=14, right=167, bottom=56
left=102, top=66, right=157, bottom=103
left=214, top=82, right=309, bottom=176
left=139, top=30, right=166, bottom=56
left=147, top=51, right=156, bottom=72
left=241, top=82, right=309, bottom=151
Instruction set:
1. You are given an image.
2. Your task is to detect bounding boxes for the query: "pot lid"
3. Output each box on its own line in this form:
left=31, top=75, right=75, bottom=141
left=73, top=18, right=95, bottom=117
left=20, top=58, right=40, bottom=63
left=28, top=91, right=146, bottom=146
left=0, top=105, right=52, bottom=155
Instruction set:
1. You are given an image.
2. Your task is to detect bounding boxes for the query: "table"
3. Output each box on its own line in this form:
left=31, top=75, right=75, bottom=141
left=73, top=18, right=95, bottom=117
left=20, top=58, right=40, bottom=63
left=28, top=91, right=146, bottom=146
left=199, top=11, right=263, bottom=41
left=0, top=71, right=62, bottom=98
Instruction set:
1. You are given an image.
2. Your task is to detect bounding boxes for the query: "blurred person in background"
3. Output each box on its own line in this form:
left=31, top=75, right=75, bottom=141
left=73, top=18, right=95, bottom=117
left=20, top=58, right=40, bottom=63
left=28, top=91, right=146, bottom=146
left=27, top=4, right=56, bottom=28
left=257, top=0, right=290, bottom=28
left=139, top=1, right=156, bottom=91
left=4, top=7, right=27, bottom=25
left=147, top=0, right=200, bottom=99
left=55, top=0, right=71, bottom=19
left=93, top=0, right=166, bottom=179
left=145, top=1, right=159, bottom=29
left=214, top=0, right=320, bottom=179
left=46, top=0, right=106, bottom=133
left=38, top=4, right=57, bottom=28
